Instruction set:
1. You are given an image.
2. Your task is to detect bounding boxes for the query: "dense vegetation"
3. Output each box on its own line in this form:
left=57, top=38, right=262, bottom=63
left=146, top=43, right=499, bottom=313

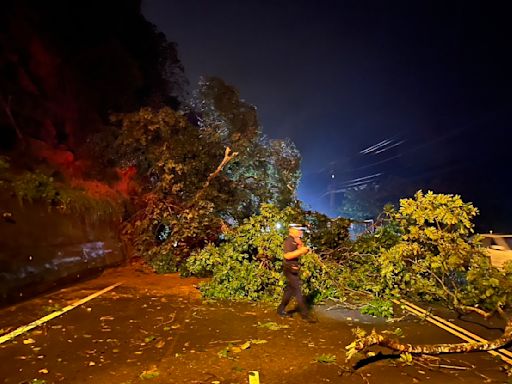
left=187, top=204, right=349, bottom=302
left=0, top=1, right=300, bottom=271
left=2, top=3, right=511, bottom=341
left=188, top=191, right=512, bottom=313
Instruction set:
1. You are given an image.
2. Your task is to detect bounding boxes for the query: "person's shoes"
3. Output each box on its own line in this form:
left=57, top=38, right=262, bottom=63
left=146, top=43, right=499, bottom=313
left=277, top=309, right=292, bottom=318
left=301, top=314, right=318, bottom=323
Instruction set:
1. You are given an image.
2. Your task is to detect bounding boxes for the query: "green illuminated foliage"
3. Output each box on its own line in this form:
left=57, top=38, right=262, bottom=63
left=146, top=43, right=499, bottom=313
left=186, top=204, right=345, bottom=302
left=366, top=191, right=512, bottom=312
left=360, top=298, right=394, bottom=318
left=114, top=80, right=301, bottom=271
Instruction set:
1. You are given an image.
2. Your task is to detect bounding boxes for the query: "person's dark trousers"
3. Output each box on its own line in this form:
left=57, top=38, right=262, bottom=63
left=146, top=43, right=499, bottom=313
left=277, top=265, right=308, bottom=316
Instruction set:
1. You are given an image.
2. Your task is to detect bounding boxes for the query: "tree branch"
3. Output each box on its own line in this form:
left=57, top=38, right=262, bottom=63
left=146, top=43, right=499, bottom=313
left=349, top=318, right=512, bottom=356
left=405, top=258, right=493, bottom=319
left=191, top=146, right=238, bottom=204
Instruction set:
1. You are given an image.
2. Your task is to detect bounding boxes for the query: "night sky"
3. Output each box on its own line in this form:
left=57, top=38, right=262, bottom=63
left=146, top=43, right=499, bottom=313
left=142, top=0, right=512, bottom=231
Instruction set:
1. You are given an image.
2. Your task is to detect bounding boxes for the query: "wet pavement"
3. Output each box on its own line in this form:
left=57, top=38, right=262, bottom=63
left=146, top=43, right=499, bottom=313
left=0, top=266, right=509, bottom=383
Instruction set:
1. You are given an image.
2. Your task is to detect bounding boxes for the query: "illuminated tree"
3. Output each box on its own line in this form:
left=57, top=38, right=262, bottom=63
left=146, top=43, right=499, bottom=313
left=346, top=191, right=512, bottom=359
left=193, top=77, right=301, bottom=221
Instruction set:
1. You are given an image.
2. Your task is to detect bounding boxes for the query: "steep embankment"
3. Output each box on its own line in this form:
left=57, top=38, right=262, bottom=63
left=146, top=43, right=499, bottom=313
left=0, top=194, right=124, bottom=304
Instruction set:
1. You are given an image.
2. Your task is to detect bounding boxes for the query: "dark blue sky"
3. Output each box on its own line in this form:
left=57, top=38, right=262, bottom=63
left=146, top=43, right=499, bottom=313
left=142, top=0, right=512, bottom=230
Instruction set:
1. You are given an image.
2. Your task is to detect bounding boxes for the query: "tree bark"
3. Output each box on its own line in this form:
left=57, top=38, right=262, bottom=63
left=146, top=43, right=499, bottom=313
left=352, top=317, right=512, bottom=355
left=191, top=146, right=238, bottom=203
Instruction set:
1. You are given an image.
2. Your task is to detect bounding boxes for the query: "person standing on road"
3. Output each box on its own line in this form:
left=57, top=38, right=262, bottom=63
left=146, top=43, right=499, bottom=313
left=277, top=224, right=315, bottom=322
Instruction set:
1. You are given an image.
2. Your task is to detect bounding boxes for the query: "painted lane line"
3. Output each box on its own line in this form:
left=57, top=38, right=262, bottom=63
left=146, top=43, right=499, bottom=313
left=394, top=299, right=512, bottom=365
left=0, top=282, right=122, bottom=345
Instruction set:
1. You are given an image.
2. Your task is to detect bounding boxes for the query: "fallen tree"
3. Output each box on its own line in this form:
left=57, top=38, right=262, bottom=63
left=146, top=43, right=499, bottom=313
left=346, top=191, right=512, bottom=361
left=346, top=320, right=512, bottom=359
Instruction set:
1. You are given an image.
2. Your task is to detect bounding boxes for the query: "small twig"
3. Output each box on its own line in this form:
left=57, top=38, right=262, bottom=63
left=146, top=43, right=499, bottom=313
left=163, top=200, right=174, bottom=216
left=438, top=364, right=470, bottom=370
left=208, top=339, right=242, bottom=345
left=358, top=372, right=370, bottom=384
left=156, top=312, right=176, bottom=327
left=414, top=359, right=434, bottom=371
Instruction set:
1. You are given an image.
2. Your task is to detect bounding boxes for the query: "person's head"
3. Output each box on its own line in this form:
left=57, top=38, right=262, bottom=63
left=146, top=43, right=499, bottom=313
left=289, top=224, right=306, bottom=238
left=289, top=227, right=303, bottom=238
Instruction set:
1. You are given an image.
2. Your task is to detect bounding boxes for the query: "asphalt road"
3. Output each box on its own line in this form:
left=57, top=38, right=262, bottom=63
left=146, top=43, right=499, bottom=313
left=0, top=267, right=509, bottom=383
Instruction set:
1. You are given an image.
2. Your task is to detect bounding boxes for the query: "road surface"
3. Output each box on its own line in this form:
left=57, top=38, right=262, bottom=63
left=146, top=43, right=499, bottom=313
left=0, top=266, right=509, bottom=383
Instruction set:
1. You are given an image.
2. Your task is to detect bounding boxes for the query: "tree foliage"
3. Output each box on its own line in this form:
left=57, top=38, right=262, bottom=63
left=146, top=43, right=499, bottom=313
left=112, top=107, right=227, bottom=271
left=193, top=77, right=301, bottom=220
left=346, top=191, right=512, bottom=360
left=1, top=2, right=302, bottom=275
left=186, top=204, right=347, bottom=302
left=112, top=94, right=302, bottom=271
left=376, top=191, right=512, bottom=312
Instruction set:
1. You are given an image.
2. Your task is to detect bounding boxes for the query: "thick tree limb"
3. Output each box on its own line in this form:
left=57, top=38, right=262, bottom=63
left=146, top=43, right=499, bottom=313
left=350, top=318, right=512, bottom=356
left=192, top=146, right=238, bottom=203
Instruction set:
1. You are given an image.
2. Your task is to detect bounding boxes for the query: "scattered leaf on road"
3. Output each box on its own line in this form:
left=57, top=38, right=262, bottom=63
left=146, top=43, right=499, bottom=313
left=155, top=340, right=166, bottom=349
left=38, top=368, right=49, bottom=374
left=23, top=338, right=36, bottom=344
left=257, top=322, right=289, bottom=331
left=240, top=341, right=252, bottom=350
left=218, top=347, right=229, bottom=359
left=140, top=367, right=160, bottom=380
left=218, top=339, right=267, bottom=358
left=313, top=354, right=336, bottom=364
left=144, top=335, right=157, bottom=343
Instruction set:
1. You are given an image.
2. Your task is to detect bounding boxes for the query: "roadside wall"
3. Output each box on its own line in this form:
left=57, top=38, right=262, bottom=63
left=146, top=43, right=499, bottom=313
left=0, top=196, right=125, bottom=304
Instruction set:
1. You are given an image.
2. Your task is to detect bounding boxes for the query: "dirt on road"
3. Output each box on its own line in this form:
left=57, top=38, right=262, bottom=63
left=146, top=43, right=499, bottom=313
left=0, top=266, right=510, bottom=383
